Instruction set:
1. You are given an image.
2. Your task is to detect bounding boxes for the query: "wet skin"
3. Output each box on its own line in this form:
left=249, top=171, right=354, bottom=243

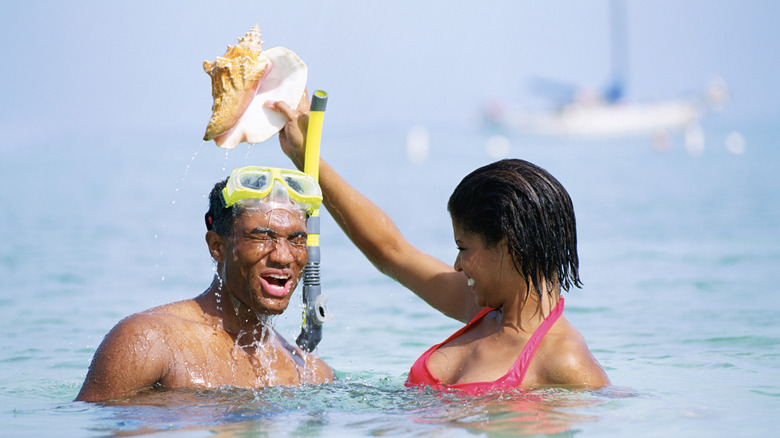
left=424, top=223, right=609, bottom=387
left=216, top=207, right=309, bottom=317
left=76, top=205, right=333, bottom=402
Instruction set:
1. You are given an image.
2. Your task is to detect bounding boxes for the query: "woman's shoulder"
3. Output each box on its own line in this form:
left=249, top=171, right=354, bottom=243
left=537, top=318, right=611, bottom=387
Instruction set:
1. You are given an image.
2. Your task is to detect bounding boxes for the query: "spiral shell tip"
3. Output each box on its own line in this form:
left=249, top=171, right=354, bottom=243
left=237, top=24, right=264, bottom=51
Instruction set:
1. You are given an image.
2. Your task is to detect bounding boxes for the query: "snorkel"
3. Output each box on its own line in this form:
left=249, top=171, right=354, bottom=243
left=296, top=90, right=331, bottom=352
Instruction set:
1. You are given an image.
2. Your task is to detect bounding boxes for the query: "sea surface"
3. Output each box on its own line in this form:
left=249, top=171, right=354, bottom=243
left=1, top=119, right=779, bottom=436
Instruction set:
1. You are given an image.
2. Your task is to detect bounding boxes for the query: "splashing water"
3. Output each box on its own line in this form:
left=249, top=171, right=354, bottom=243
left=297, top=349, right=322, bottom=384
left=222, top=149, right=230, bottom=172
left=214, top=260, right=226, bottom=292
left=228, top=322, right=283, bottom=387
left=214, top=291, right=223, bottom=313
left=167, top=142, right=205, bottom=209
left=181, top=141, right=205, bottom=181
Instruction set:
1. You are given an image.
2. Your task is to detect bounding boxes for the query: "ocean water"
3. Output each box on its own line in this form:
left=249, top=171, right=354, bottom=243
left=1, top=119, right=779, bottom=436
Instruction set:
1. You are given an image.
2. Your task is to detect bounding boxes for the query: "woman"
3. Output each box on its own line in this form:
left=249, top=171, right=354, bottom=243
left=268, top=98, right=610, bottom=394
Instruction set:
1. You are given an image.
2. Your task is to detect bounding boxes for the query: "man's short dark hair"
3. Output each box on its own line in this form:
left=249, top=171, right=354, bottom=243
left=204, top=178, right=234, bottom=236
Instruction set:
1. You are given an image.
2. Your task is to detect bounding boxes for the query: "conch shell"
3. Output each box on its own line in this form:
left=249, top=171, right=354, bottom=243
left=203, top=25, right=307, bottom=149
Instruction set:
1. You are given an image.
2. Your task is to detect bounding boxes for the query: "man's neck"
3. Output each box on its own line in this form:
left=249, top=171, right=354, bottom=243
left=198, top=278, right=276, bottom=343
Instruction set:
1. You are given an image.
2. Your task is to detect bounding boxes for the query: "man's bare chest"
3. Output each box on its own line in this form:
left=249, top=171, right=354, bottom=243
left=159, top=329, right=316, bottom=388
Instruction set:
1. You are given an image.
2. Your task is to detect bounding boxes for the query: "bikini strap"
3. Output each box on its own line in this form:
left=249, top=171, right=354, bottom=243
left=504, top=297, right=565, bottom=385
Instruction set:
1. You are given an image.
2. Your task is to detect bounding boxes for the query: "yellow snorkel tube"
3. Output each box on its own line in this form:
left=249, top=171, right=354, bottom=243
left=296, top=90, right=331, bottom=352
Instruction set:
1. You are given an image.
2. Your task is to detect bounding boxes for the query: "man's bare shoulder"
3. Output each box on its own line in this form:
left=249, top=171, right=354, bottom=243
left=138, top=299, right=209, bottom=324
left=74, top=302, right=201, bottom=402
left=105, top=299, right=212, bottom=344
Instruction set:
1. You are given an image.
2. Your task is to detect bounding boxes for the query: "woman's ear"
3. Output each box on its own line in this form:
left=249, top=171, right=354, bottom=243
left=206, top=230, right=225, bottom=261
left=498, top=236, right=511, bottom=255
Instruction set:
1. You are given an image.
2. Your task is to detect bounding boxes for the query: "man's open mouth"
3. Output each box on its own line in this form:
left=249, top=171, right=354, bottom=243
left=260, top=273, right=292, bottom=298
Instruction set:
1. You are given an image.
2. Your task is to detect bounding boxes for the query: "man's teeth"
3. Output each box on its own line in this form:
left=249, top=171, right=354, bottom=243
left=265, top=274, right=289, bottom=286
left=467, top=278, right=475, bottom=287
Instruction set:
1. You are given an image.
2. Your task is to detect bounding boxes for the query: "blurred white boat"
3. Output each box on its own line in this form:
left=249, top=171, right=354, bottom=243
left=485, top=83, right=726, bottom=138
left=483, top=0, right=728, bottom=141
left=532, top=100, right=698, bottom=137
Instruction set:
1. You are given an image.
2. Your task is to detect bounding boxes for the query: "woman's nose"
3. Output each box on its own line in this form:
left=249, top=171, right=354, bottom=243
left=453, top=253, right=462, bottom=272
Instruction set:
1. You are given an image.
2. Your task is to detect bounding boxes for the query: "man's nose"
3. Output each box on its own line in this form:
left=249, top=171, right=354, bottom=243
left=269, top=239, right=296, bottom=265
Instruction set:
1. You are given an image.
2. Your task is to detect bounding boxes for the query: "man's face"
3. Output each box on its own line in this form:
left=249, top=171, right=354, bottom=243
left=222, top=205, right=308, bottom=316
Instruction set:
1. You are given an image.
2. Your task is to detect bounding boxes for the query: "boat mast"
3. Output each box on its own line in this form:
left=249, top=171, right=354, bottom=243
left=606, top=0, right=627, bottom=102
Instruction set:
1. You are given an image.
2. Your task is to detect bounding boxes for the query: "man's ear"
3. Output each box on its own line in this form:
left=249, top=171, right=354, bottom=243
left=206, top=230, right=225, bottom=261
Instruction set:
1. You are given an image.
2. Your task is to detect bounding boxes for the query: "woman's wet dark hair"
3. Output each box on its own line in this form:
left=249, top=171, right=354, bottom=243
left=447, top=159, right=582, bottom=300
left=205, top=178, right=234, bottom=237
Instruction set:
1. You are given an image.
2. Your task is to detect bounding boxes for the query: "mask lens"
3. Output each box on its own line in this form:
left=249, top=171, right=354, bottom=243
left=283, top=176, right=306, bottom=195
left=239, top=173, right=269, bottom=191
left=281, top=171, right=319, bottom=197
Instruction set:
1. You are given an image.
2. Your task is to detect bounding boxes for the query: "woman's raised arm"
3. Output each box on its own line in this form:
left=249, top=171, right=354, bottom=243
left=267, top=99, right=480, bottom=323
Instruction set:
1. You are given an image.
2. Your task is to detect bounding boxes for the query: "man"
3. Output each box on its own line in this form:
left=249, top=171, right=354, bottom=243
left=76, top=166, right=333, bottom=402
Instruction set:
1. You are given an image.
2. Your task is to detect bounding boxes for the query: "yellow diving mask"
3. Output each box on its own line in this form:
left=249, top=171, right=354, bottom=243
left=222, top=166, right=322, bottom=216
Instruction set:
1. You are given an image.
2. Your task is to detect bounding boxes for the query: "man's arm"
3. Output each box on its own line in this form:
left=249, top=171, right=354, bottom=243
left=75, top=313, right=170, bottom=402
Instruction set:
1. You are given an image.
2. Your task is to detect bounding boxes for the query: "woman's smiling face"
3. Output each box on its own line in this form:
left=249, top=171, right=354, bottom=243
left=452, top=220, right=521, bottom=309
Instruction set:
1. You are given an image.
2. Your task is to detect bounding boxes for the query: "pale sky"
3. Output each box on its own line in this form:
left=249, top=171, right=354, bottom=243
left=2, top=0, right=778, bottom=147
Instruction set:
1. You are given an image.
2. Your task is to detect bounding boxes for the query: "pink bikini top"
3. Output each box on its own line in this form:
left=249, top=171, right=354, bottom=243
left=405, top=297, right=564, bottom=395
